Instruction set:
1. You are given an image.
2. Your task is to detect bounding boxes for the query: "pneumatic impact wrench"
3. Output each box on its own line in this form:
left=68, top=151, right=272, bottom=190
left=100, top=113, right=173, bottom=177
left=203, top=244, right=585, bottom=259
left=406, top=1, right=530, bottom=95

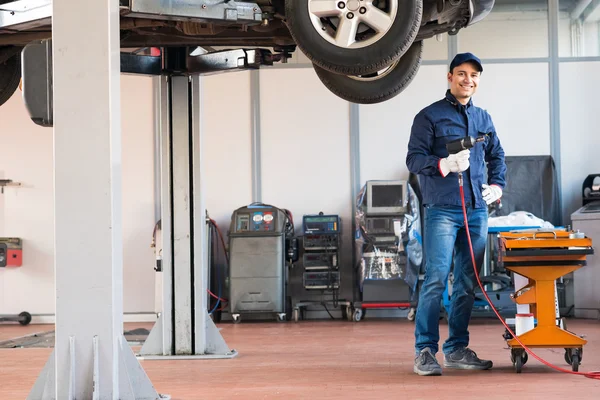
left=445, top=135, right=486, bottom=186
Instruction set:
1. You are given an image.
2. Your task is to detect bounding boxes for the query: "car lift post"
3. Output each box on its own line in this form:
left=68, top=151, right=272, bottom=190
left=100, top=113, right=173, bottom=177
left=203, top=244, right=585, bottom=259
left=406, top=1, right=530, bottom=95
left=137, top=45, right=283, bottom=359
left=138, top=48, right=237, bottom=360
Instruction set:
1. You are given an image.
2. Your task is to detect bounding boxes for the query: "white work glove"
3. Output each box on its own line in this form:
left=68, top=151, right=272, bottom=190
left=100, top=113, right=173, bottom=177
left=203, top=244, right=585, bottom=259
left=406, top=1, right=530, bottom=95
left=482, top=184, right=502, bottom=205
left=439, top=149, right=470, bottom=177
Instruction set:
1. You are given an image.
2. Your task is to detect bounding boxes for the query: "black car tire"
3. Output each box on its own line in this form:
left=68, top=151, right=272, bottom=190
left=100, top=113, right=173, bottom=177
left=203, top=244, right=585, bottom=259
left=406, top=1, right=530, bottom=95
left=285, top=0, right=423, bottom=76
left=0, top=52, right=21, bottom=107
left=313, top=39, right=423, bottom=104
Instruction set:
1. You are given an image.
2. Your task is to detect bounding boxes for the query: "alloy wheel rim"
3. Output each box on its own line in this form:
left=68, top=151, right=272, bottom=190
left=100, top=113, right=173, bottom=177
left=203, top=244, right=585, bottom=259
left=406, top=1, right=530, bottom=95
left=308, top=0, right=399, bottom=49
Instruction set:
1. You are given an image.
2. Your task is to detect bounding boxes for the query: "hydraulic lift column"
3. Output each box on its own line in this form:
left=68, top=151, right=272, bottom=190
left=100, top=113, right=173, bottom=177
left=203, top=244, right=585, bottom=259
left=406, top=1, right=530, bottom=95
left=139, top=48, right=236, bottom=359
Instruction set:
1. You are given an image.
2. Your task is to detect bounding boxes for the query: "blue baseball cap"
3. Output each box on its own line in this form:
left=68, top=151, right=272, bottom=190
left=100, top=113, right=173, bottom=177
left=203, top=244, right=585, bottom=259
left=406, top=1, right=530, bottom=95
left=449, top=52, right=483, bottom=73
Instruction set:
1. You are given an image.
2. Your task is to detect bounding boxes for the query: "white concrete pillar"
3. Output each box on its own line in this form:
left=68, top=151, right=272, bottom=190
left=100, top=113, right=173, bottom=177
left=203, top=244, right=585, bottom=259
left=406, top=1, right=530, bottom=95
left=52, top=0, right=123, bottom=396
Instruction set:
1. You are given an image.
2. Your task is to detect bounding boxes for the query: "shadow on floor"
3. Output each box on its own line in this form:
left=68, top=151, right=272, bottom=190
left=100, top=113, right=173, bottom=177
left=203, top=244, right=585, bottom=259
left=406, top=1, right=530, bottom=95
left=0, top=328, right=149, bottom=348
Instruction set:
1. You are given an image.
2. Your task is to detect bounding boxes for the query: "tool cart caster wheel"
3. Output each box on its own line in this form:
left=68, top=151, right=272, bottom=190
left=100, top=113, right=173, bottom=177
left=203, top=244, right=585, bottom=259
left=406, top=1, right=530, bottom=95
left=352, top=309, right=363, bottom=322
left=407, top=308, right=416, bottom=322
left=571, top=354, right=580, bottom=372
left=232, top=314, right=241, bottom=324
left=515, top=355, right=523, bottom=373
left=511, top=349, right=528, bottom=373
left=565, top=348, right=582, bottom=371
left=277, top=313, right=287, bottom=323
left=346, top=306, right=353, bottom=322
left=19, top=311, right=32, bottom=326
left=564, top=348, right=572, bottom=364
left=293, top=308, right=299, bottom=323
left=564, top=347, right=583, bottom=367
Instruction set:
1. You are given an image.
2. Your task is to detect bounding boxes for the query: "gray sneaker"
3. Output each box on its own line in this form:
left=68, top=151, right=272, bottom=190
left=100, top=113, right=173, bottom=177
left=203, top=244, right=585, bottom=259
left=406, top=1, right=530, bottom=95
left=414, top=348, right=442, bottom=376
left=444, top=347, right=493, bottom=370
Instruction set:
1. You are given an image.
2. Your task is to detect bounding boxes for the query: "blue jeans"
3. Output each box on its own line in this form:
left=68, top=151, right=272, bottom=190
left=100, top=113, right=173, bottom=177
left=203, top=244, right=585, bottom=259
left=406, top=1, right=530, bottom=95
left=414, top=205, right=488, bottom=355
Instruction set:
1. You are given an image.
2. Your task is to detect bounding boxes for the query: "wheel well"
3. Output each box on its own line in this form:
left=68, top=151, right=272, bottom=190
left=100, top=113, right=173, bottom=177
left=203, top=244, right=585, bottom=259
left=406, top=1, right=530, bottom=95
left=418, top=0, right=471, bottom=39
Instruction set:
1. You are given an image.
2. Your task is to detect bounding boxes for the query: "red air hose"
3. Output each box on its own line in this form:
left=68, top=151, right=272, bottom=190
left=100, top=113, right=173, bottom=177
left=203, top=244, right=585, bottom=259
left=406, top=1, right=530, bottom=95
left=459, top=180, right=600, bottom=379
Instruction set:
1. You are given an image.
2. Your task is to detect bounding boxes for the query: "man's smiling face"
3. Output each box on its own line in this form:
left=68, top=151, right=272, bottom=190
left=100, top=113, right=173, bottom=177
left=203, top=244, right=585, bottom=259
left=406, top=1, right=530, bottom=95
left=448, top=62, right=481, bottom=104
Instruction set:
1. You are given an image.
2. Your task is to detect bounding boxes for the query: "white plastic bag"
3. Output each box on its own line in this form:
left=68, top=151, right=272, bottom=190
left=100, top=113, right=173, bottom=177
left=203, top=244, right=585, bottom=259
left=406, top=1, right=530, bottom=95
left=488, top=211, right=554, bottom=229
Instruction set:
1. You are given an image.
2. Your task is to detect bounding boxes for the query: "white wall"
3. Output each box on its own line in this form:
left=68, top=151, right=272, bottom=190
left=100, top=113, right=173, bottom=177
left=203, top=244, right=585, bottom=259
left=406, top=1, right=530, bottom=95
left=120, top=76, right=156, bottom=314
left=359, top=66, right=447, bottom=182
left=259, top=68, right=351, bottom=230
left=422, top=36, right=449, bottom=61
left=0, top=75, right=156, bottom=317
left=559, top=12, right=600, bottom=57
left=472, top=63, right=550, bottom=156
left=259, top=68, right=354, bottom=299
left=559, top=15, right=573, bottom=56
left=459, top=11, right=549, bottom=58
left=0, top=91, right=54, bottom=315
left=559, top=61, right=600, bottom=223
left=581, top=21, right=600, bottom=56
left=202, top=71, right=253, bottom=232
left=459, top=8, right=599, bottom=59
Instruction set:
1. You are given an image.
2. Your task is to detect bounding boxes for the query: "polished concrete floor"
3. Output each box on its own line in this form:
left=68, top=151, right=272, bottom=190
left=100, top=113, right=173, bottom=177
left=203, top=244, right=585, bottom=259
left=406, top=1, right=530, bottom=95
left=1, top=318, right=599, bottom=399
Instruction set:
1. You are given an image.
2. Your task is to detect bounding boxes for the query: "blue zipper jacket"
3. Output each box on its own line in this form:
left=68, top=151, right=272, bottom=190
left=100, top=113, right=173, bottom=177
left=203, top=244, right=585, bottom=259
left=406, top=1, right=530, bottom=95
left=406, top=90, right=506, bottom=209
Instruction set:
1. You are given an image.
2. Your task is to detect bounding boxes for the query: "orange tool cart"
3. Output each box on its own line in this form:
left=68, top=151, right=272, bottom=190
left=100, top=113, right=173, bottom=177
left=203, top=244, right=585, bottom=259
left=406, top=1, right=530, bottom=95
left=498, top=230, right=594, bottom=373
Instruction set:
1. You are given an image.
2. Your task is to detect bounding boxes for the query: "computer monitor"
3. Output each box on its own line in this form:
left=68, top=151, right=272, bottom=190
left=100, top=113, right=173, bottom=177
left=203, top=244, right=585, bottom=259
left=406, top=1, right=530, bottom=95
left=365, top=180, right=408, bottom=215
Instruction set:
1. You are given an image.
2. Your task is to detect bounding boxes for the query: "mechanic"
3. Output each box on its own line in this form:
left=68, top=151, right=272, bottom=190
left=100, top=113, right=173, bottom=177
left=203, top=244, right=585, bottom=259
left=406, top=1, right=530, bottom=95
left=406, top=52, right=507, bottom=376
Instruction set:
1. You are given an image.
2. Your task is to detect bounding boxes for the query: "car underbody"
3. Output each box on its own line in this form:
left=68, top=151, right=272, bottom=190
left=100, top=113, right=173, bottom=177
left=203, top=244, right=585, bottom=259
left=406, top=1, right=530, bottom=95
left=0, top=0, right=472, bottom=49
